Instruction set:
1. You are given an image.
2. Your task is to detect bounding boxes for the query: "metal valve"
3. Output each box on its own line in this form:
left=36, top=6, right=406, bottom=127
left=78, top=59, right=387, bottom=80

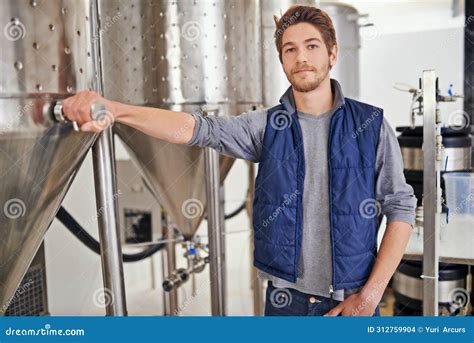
left=53, top=100, right=80, bottom=132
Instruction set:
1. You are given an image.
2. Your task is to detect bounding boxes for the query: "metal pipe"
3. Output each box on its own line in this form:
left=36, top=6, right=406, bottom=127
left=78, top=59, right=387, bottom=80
left=91, top=114, right=128, bottom=316
left=247, top=161, right=264, bottom=316
left=162, top=258, right=207, bottom=292
left=219, top=184, right=227, bottom=305
left=89, top=0, right=128, bottom=316
left=163, top=213, right=179, bottom=315
left=422, top=70, right=440, bottom=316
left=161, top=249, right=167, bottom=314
left=203, top=109, right=227, bottom=316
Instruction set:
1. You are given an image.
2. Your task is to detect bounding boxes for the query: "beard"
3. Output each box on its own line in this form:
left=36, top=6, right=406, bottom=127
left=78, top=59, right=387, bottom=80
left=285, top=60, right=330, bottom=93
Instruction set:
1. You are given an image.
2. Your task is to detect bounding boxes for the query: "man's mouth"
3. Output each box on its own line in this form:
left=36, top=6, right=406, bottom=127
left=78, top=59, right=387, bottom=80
left=293, top=69, right=315, bottom=74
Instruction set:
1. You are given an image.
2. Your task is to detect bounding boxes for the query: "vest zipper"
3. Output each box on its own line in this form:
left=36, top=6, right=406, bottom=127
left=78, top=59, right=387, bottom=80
left=295, top=110, right=305, bottom=282
left=327, top=106, right=343, bottom=295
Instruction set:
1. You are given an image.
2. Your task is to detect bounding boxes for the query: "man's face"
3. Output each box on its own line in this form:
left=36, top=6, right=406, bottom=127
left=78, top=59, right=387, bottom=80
left=281, top=22, right=337, bottom=93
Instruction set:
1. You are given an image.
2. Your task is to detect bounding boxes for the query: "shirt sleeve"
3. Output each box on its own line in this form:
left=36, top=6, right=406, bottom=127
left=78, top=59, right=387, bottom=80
left=375, top=117, right=418, bottom=227
left=185, top=107, right=267, bottom=162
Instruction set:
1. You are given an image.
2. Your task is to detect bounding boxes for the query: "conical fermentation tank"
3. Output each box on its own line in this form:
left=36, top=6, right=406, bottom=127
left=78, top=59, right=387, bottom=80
left=98, top=0, right=262, bottom=240
left=0, top=0, right=99, bottom=312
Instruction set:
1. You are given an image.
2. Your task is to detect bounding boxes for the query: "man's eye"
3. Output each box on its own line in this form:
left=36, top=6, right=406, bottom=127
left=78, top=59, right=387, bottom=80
left=285, top=48, right=295, bottom=53
left=308, top=44, right=318, bottom=50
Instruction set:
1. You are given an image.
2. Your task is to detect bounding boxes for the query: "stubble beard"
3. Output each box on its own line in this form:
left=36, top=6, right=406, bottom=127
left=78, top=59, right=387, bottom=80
left=286, top=60, right=330, bottom=93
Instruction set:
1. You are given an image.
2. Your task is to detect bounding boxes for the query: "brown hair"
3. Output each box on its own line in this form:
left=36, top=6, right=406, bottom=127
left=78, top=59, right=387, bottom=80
left=273, top=5, right=337, bottom=63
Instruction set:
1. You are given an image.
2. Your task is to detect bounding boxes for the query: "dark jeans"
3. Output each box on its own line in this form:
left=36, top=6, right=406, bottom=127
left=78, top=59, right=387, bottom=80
left=264, top=281, right=381, bottom=316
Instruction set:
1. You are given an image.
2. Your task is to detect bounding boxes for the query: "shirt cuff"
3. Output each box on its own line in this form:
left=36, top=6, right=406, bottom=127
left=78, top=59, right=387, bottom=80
left=385, top=212, right=415, bottom=228
left=184, top=112, right=201, bottom=146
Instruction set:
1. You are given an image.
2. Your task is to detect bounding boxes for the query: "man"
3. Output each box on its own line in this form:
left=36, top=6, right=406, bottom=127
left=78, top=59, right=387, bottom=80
left=63, top=5, right=416, bottom=316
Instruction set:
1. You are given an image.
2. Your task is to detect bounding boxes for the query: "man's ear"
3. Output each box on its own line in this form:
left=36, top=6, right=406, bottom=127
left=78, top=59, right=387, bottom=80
left=329, top=45, right=338, bottom=69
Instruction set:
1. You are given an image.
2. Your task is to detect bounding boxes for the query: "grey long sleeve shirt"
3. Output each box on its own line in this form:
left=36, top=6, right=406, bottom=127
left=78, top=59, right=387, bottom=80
left=186, top=79, right=417, bottom=299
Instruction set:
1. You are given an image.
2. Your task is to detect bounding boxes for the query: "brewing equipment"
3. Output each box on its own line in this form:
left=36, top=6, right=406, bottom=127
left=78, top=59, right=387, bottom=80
left=392, top=260, right=469, bottom=316
left=98, top=0, right=261, bottom=240
left=397, top=125, right=472, bottom=216
left=96, top=0, right=263, bottom=316
left=0, top=0, right=99, bottom=313
left=4, top=244, right=48, bottom=316
left=394, top=71, right=474, bottom=315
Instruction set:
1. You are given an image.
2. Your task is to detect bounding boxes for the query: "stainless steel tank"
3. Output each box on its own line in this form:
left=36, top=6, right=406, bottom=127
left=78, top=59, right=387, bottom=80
left=0, top=0, right=98, bottom=312
left=98, top=0, right=262, bottom=239
left=261, top=0, right=361, bottom=106
left=392, top=260, right=469, bottom=316
left=320, top=2, right=361, bottom=99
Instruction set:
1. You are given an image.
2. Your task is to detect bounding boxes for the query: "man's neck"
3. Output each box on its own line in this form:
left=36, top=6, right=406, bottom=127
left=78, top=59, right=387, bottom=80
left=293, top=77, right=334, bottom=116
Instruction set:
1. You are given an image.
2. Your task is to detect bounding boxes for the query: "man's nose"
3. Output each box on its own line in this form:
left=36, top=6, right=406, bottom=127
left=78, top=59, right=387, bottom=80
left=295, top=49, right=308, bottom=64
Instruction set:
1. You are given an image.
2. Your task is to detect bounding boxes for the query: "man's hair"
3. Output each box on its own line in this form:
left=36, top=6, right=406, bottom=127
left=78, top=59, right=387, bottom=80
left=273, top=5, right=337, bottom=63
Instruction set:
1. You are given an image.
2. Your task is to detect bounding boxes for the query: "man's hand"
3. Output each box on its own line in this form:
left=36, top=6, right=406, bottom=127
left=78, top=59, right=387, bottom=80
left=62, top=90, right=117, bottom=133
left=323, top=288, right=383, bottom=316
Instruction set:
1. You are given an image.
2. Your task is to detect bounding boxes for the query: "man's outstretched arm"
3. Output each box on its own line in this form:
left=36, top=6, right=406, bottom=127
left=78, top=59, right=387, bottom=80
left=62, top=90, right=267, bottom=161
left=62, top=90, right=196, bottom=144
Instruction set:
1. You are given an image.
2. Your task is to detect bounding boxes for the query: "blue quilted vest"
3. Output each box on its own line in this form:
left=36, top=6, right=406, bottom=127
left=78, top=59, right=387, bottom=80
left=253, top=93, right=383, bottom=291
